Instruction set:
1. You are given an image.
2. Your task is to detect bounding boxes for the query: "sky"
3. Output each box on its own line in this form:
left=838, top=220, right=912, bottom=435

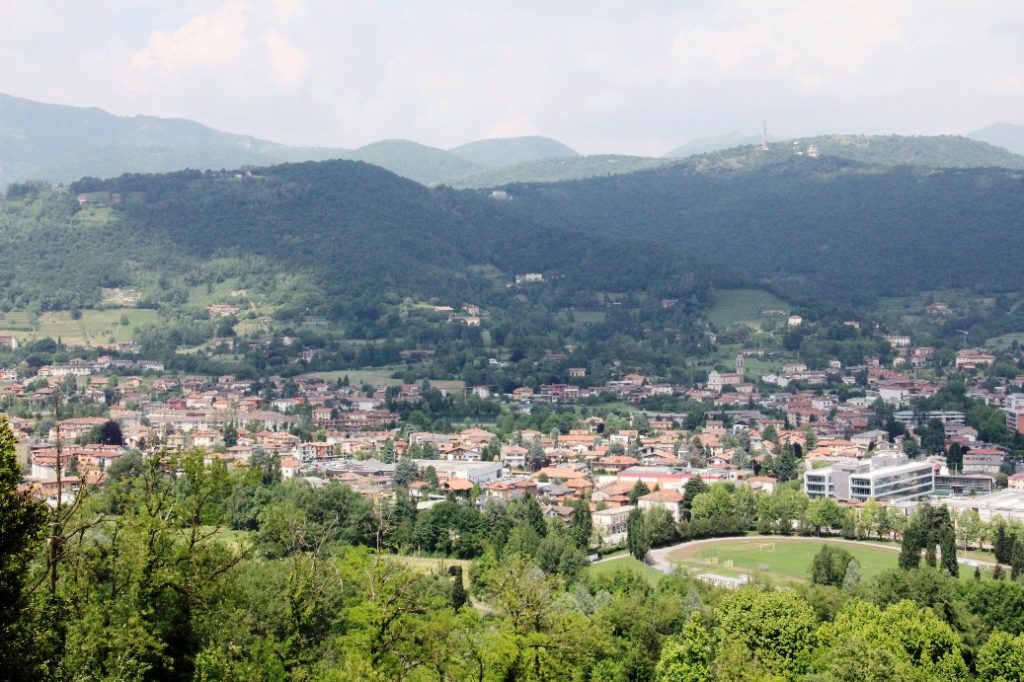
left=1, top=0, right=1022, bottom=156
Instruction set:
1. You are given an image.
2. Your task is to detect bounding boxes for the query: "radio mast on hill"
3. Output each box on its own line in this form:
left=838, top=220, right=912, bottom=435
left=759, top=120, right=770, bottom=151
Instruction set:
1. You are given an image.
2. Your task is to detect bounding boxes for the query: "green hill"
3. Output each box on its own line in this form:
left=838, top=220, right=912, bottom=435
left=449, top=136, right=577, bottom=167
left=0, top=160, right=715, bottom=320
left=492, top=154, right=1024, bottom=304
left=449, top=154, right=678, bottom=189
left=671, top=134, right=1024, bottom=170
left=339, top=140, right=484, bottom=186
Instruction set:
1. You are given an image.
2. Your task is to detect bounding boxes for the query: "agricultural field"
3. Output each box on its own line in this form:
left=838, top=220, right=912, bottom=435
left=707, top=289, right=790, bottom=328
left=0, top=308, right=160, bottom=346
left=667, top=537, right=899, bottom=585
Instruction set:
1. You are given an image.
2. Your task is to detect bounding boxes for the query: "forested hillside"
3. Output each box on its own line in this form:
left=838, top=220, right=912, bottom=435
left=493, top=155, right=1024, bottom=304
left=0, top=160, right=714, bottom=320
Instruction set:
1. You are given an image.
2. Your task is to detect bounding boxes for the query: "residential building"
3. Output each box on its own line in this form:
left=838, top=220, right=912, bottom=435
left=592, top=505, right=634, bottom=544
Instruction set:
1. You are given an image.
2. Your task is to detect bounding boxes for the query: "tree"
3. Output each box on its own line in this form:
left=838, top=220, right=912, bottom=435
left=394, top=457, right=417, bottom=487
left=994, top=522, right=1014, bottom=564
left=655, top=612, right=711, bottom=682
left=222, top=422, right=238, bottom=447
left=527, top=437, right=547, bottom=472
left=690, top=485, right=734, bottom=521
left=804, top=426, right=818, bottom=452
left=842, top=559, right=861, bottom=592
left=627, top=507, right=650, bottom=560
left=804, top=497, right=844, bottom=535
left=713, top=588, right=817, bottom=680
left=628, top=480, right=650, bottom=504
left=939, top=525, right=959, bottom=578
left=899, top=520, right=922, bottom=570
left=776, top=442, right=799, bottom=481
left=569, top=498, right=592, bottom=549
left=97, top=419, right=124, bottom=446
left=1012, top=538, right=1024, bottom=581
left=450, top=566, right=469, bottom=610
left=920, top=418, right=946, bottom=455
left=811, top=545, right=854, bottom=587
left=976, top=631, right=1024, bottom=682
left=682, top=476, right=709, bottom=521
left=482, top=437, right=501, bottom=462
left=0, top=416, right=47, bottom=679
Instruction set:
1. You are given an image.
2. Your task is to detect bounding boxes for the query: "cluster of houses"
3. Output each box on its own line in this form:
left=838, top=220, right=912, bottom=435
left=3, top=318, right=1024, bottom=539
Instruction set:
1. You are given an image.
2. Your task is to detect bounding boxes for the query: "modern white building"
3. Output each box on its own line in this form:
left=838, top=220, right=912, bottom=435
left=804, top=453, right=933, bottom=502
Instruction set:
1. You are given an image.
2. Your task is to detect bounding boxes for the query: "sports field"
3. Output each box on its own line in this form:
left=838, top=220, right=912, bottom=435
left=667, top=537, right=899, bottom=584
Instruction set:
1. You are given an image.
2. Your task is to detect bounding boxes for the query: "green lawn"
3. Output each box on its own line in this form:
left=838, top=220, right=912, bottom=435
left=708, top=289, right=790, bottom=328
left=669, top=538, right=898, bottom=585
left=584, top=554, right=664, bottom=585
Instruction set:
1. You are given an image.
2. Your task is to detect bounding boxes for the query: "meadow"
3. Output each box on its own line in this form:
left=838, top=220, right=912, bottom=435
left=707, top=289, right=790, bottom=328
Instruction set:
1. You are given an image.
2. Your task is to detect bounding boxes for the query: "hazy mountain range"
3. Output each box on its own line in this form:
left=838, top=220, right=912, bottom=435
left=3, top=93, right=1024, bottom=190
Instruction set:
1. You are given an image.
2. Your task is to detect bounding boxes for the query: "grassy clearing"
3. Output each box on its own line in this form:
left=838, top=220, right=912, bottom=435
left=986, top=332, right=1024, bottom=351
left=668, top=537, right=898, bottom=585
left=0, top=309, right=160, bottom=346
left=573, top=310, right=607, bottom=324
left=708, top=289, right=790, bottom=328
left=584, top=554, right=663, bottom=585
left=386, top=554, right=471, bottom=586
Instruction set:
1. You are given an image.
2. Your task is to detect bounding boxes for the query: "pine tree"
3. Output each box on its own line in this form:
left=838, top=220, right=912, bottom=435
left=627, top=508, right=650, bottom=560
left=569, top=499, right=593, bottom=549
left=1011, top=538, right=1024, bottom=581
left=994, top=523, right=1013, bottom=564
left=939, top=525, right=959, bottom=577
left=899, top=521, right=922, bottom=570
left=842, top=558, right=861, bottom=592
left=449, top=566, right=468, bottom=610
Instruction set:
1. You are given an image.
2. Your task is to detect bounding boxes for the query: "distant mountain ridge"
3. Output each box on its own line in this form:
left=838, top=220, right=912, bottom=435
left=968, top=122, right=1024, bottom=156
left=450, top=136, right=577, bottom=167
left=663, top=132, right=766, bottom=158
left=4, top=93, right=1024, bottom=190
left=0, top=93, right=582, bottom=187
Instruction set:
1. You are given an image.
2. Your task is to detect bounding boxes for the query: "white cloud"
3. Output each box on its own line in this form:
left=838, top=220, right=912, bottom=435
left=1, top=1, right=1023, bottom=153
